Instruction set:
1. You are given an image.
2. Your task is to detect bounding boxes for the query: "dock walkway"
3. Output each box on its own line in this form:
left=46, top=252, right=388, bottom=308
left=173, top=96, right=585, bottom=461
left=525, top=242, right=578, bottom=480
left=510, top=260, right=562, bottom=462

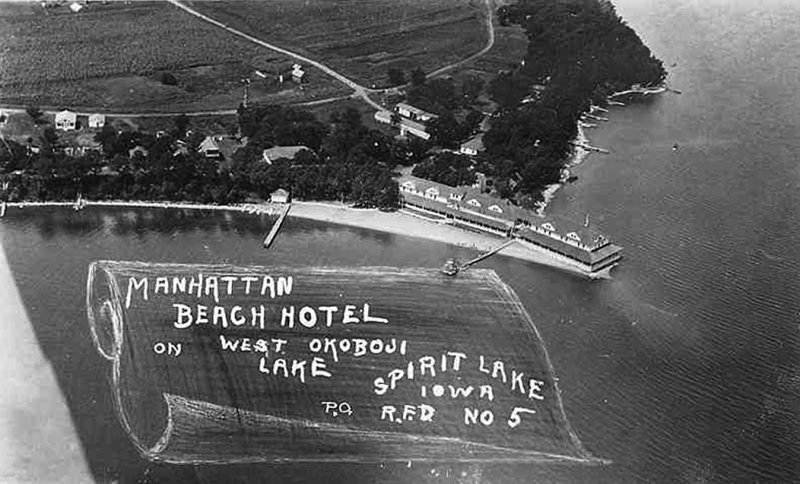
left=263, top=203, right=291, bottom=248
left=461, top=239, right=517, bottom=270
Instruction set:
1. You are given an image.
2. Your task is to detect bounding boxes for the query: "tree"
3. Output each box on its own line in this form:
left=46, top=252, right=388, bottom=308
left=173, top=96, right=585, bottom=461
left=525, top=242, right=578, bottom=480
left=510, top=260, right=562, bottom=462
left=26, top=106, right=43, bottom=124
left=41, top=126, right=59, bottom=148
left=427, top=112, right=467, bottom=149
left=465, top=110, right=484, bottom=131
left=159, top=71, right=178, bottom=86
left=461, top=75, right=485, bottom=104
left=410, top=67, right=426, bottom=87
left=412, top=152, right=476, bottom=187
left=387, top=68, right=406, bottom=86
left=173, top=114, right=190, bottom=139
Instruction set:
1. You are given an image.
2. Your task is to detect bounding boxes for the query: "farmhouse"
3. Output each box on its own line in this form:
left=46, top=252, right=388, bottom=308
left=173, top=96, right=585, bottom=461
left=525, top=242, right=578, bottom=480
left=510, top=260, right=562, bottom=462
left=88, top=113, right=105, bottom=129
left=262, top=145, right=310, bottom=164
left=55, top=110, right=77, bottom=131
left=271, top=188, right=290, bottom=204
left=394, top=103, right=438, bottom=123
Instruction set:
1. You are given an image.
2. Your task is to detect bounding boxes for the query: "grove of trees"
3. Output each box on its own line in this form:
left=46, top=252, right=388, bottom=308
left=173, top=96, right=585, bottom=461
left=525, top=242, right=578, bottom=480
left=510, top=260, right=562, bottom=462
left=0, top=104, right=410, bottom=210
left=478, top=0, right=667, bottom=207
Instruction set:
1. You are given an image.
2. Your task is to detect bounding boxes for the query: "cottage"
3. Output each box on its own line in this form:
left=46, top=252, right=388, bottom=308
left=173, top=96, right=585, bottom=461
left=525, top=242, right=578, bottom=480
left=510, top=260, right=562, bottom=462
left=262, top=145, right=310, bottom=164
left=271, top=188, right=290, bottom=204
left=199, top=136, right=221, bottom=159
left=55, top=110, right=77, bottom=131
left=394, top=103, right=438, bottom=123
left=291, top=64, right=306, bottom=83
left=172, top=140, right=189, bottom=157
left=88, top=113, right=105, bottom=129
left=459, top=134, right=484, bottom=156
left=128, top=145, right=148, bottom=158
left=398, top=119, right=430, bottom=140
left=374, top=110, right=392, bottom=124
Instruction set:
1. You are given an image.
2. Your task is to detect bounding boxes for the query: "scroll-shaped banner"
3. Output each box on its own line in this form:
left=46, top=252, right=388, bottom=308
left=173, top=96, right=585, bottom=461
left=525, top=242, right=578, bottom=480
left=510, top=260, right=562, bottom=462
left=87, top=261, right=602, bottom=465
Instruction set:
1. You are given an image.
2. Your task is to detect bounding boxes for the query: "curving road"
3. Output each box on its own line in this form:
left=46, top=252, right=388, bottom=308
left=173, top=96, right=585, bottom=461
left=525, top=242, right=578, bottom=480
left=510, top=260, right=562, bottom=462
left=165, top=0, right=386, bottom=112
left=0, top=0, right=495, bottom=118
left=165, top=0, right=495, bottom=108
left=426, top=0, right=496, bottom=79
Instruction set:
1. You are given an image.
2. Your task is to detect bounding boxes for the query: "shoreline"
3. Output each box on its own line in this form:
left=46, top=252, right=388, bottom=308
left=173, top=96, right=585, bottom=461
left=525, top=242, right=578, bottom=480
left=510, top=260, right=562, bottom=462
left=536, top=123, right=593, bottom=216
left=2, top=199, right=600, bottom=278
left=536, top=85, right=670, bottom=215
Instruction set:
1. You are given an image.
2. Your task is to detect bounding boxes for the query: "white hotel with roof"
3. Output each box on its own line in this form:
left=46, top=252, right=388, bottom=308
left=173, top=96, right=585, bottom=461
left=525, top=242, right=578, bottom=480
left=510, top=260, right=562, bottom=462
left=397, top=174, right=622, bottom=277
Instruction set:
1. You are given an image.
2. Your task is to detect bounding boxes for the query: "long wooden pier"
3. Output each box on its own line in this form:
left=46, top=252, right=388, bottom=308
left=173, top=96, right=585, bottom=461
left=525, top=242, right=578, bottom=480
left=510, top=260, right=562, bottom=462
left=263, top=203, right=291, bottom=248
left=461, top=239, right=517, bottom=271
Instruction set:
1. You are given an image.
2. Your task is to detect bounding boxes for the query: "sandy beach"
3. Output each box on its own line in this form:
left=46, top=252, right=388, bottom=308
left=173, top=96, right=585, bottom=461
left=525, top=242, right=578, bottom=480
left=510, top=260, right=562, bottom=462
left=3, top=199, right=595, bottom=277
left=285, top=202, right=595, bottom=277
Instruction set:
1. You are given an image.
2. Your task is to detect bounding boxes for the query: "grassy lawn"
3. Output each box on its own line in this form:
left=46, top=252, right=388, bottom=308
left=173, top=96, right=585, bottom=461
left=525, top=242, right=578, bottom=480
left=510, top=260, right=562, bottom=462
left=187, top=0, right=488, bottom=87
left=0, top=1, right=348, bottom=111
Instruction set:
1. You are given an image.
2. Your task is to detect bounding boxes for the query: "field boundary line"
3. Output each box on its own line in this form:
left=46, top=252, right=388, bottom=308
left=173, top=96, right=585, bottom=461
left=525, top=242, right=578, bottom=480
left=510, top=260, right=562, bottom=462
left=165, top=0, right=386, bottom=112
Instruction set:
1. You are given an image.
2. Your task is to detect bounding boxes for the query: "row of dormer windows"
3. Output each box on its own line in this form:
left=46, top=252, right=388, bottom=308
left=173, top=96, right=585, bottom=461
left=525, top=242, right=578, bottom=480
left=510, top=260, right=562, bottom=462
left=400, top=182, right=600, bottom=248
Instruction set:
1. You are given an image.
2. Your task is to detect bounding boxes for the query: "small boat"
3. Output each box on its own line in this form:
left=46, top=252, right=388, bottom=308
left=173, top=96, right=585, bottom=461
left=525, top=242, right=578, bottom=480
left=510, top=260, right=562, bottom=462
left=441, top=258, right=460, bottom=276
left=672, top=143, right=680, bottom=152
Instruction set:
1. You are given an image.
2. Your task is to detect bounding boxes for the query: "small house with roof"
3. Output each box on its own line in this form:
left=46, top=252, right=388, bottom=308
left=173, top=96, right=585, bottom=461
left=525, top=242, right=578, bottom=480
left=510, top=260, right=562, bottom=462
left=88, top=113, right=105, bottom=129
left=128, top=145, right=148, bottom=158
left=199, top=135, right=243, bottom=162
left=270, top=188, right=290, bottom=204
left=398, top=119, right=430, bottom=140
left=291, top=64, right=307, bottom=83
left=262, top=145, right=310, bottom=164
left=55, top=110, right=77, bottom=131
left=459, top=134, right=484, bottom=156
left=394, top=103, right=438, bottom=123
left=199, top=136, right=221, bottom=159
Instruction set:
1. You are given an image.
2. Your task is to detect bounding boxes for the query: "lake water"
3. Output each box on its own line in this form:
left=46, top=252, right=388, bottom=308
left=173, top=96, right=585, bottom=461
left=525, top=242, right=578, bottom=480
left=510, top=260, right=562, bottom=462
left=2, top=0, right=800, bottom=482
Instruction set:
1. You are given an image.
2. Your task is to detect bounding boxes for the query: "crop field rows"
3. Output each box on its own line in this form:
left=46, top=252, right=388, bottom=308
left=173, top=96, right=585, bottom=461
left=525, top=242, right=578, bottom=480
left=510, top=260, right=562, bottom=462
left=0, top=2, right=266, bottom=86
left=0, top=1, right=347, bottom=110
left=188, top=0, right=488, bottom=86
